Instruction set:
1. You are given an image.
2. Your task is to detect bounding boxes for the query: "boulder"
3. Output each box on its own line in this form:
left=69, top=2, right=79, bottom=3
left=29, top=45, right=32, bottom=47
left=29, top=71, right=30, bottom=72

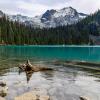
left=0, top=86, right=8, bottom=97
left=0, top=81, right=6, bottom=87
left=15, top=91, right=37, bottom=100
left=0, top=81, right=8, bottom=97
left=15, top=91, right=50, bottom=100
left=0, top=97, right=5, bottom=100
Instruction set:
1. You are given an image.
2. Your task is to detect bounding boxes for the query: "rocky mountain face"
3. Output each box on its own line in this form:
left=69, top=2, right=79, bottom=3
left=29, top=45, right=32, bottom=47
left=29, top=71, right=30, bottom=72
left=40, top=7, right=87, bottom=28
left=0, top=7, right=87, bottom=28
left=0, top=11, right=4, bottom=17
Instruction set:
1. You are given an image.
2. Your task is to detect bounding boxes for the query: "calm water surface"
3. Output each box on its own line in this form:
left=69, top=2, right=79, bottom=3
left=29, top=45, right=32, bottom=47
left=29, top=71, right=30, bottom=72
left=0, top=45, right=100, bottom=100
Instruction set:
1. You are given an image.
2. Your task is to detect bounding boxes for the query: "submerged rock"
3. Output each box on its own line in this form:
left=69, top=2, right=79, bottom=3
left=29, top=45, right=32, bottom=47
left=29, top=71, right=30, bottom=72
left=80, top=96, right=89, bottom=100
left=0, top=86, right=8, bottom=97
left=15, top=90, right=50, bottom=100
left=0, top=96, right=5, bottom=100
left=0, top=81, right=8, bottom=97
left=15, top=91, right=37, bottom=100
left=0, top=81, right=6, bottom=87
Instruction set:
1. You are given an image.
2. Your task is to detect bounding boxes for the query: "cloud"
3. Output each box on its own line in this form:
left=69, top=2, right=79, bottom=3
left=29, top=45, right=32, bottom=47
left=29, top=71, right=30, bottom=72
left=66, top=0, right=100, bottom=14
left=0, top=0, right=22, bottom=15
left=33, top=0, right=69, bottom=6
left=0, top=0, right=100, bottom=17
left=17, top=1, right=49, bottom=16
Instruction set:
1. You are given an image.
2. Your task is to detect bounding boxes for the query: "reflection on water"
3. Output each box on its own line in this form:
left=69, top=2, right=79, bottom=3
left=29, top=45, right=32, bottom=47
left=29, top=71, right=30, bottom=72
left=0, top=62, right=99, bottom=100
left=0, top=46, right=100, bottom=100
left=41, top=71, right=55, bottom=81
left=0, top=46, right=100, bottom=62
left=25, top=71, right=34, bottom=83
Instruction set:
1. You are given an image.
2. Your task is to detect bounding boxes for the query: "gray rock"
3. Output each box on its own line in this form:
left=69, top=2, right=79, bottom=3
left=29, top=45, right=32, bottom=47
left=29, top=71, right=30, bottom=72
left=0, top=81, right=6, bottom=87
left=15, top=90, right=50, bottom=100
left=80, top=96, right=89, bottom=100
left=0, top=96, right=5, bottom=100
left=0, top=86, right=8, bottom=97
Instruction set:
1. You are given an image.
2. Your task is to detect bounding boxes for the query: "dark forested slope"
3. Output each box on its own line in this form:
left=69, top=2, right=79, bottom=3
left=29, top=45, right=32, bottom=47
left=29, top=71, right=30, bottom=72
left=0, top=10, right=100, bottom=45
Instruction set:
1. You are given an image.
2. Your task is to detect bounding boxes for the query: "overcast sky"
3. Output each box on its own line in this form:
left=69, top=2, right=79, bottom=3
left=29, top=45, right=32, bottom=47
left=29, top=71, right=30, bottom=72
left=0, top=0, right=100, bottom=17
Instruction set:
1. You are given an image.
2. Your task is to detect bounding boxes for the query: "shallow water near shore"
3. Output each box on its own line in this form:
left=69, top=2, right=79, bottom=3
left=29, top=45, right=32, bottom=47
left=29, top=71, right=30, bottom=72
left=0, top=46, right=100, bottom=100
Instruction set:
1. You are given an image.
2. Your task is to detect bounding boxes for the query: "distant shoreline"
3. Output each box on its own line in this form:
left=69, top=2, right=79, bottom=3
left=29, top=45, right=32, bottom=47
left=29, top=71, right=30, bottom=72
left=0, top=44, right=100, bottom=47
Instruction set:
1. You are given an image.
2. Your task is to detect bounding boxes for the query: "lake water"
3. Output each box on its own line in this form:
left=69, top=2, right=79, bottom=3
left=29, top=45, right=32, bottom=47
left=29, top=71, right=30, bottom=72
left=1, top=45, right=100, bottom=62
left=0, top=45, right=100, bottom=100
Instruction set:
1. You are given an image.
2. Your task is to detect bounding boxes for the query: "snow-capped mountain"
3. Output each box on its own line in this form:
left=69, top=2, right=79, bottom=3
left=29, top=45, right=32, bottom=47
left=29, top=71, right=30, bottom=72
left=0, top=7, right=87, bottom=28
left=40, top=7, right=87, bottom=27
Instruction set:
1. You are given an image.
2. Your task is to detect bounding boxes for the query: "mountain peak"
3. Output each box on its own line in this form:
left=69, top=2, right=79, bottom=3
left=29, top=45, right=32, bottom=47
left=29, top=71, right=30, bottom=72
left=62, top=6, right=75, bottom=10
left=41, top=9, right=57, bottom=22
left=61, top=6, right=77, bottom=12
left=0, top=7, right=87, bottom=28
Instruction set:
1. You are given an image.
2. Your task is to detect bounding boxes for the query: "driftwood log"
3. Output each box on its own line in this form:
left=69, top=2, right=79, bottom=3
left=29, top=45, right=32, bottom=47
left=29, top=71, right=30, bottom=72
left=19, top=60, right=53, bottom=72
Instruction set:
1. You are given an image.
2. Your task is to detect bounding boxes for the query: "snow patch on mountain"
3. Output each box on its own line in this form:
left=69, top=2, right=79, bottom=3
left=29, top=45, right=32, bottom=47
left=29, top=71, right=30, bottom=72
left=39, top=7, right=87, bottom=28
left=0, top=7, right=88, bottom=28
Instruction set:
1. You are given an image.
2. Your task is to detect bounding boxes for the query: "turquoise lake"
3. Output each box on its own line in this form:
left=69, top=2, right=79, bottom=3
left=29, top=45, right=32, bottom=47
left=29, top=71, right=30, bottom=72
left=0, top=46, right=100, bottom=100
left=0, top=45, right=100, bottom=62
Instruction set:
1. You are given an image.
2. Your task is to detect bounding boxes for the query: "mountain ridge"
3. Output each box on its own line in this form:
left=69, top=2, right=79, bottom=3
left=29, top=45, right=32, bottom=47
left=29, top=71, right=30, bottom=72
left=0, top=7, right=87, bottom=28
